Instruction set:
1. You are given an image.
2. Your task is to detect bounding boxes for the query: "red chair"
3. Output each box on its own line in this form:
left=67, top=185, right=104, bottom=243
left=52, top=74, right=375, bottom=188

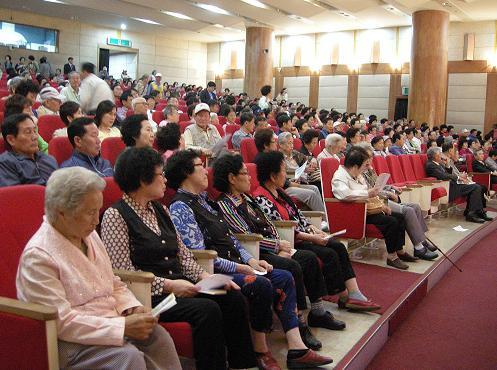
left=268, top=119, right=277, bottom=127
left=269, top=126, right=279, bottom=135
left=320, top=158, right=382, bottom=239
left=100, top=137, right=126, bottom=166
left=0, top=99, right=5, bottom=112
left=0, top=185, right=57, bottom=370
left=152, top=111, right=164, bottom=125
left=386, top=155, right=417, bottom=186
left=293, top=138, right=302, bottom=151
left=212, top=123, right=224, bottom=137
left=240, top=138, right=258, bottom=163
left=37, top=115, right=65, bottom=142
left=218, top=116, right=227, bottom=126
left=311, top=143, right=321, bottom=158
left=409, top=154, right=449, bottom=204
left=0, top=137, right=4, bottom=154
left=372, top=156, right=394, bottom=184
left=319, top=139, right=325, bottom=150
left=48, top=137, right=73, bottom=165
left=206, top=168, right=221, bottom=201
left=0, top=90, right=9, bottom=99
left=179, top=113, right=190, bottom=122
left=0, top=111, right=3, bottom=126
left=235, top=117, right=240, bottom=125
left=125, top=109, right=135, bottom=117
left=246, top=163, right=259, bottom=194
left=179, top=121, right=193, bottom=133
left=155, top=104, right=167, bottom=112
left=224, top=124, right=241, bottom=149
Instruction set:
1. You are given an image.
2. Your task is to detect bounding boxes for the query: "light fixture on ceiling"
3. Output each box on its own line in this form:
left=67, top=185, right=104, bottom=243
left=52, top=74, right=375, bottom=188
left=288, top=14, right=314, bottom=24
left=44, top=0, right=65, bottom=4
left=240, top=0, right=268, bottom=9
left=337, top=11, right=356, bottom=19
left=441, top=1, right=451, bottom=6
left=196, top=3, right=230, bottom=15
left=131, top=17, right=162, bottom=25
left=120, top=23, right=127, bottom=30
left=161, top=11, right=194, bottom=20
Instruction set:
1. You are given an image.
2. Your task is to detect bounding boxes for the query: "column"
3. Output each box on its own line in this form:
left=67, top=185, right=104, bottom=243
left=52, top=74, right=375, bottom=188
left=408, top=10, right=449, bottom=127
left=244, top=27, right=273, bottom=98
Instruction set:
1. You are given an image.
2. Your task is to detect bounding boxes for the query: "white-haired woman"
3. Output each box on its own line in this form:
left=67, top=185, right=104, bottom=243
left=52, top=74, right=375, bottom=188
left=16, top=167, right=181, bottom=370
left=317, top=133, right=345, bottom=163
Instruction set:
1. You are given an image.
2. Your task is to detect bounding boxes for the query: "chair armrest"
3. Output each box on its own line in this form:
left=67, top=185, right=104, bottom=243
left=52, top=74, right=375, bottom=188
left=234, top=233, right=263, bottom=242
left=234, top=233, right=263, bottom=260
left=301, top=211, right=324, bottom=228
left=0, top=296, right=57, bottom=321
left=273, top=220, right=298, bottom=227
left=324, top=197, right=368, bottom=204
left=273, top=221, right=296, bottom=246
left=301, top=211, right=325, bottom=218
left=324, top=198, right=367, bottom=239
left=192, top=250, right=218, bottom=274
left=113, top=269, right=155, bottom=283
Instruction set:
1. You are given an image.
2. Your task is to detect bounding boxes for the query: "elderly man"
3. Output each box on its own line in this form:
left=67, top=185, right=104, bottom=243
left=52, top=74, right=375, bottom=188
left=16, top=167, right=181, bottom=370
left=149, top=73, right=163, bottom=97
left=61, top=117, right=113, bottom=177
left=36, top=86, right=65, bottom=117
left=132, top=97, right=156, bottom=132
left=0, top=113, right=58, bottom=187
left=426, top=145, right=490, bottom=223
left=388, top=133, right=406, bottom=155
left=317, top=133, right=345, bottom=163
left=79, top=62, right=114, bottom=114
left=158, top=104, right=179, bottom=128
left=61, top=71, right=81, bottom=103
left=184, top=103, right=223, bottom=157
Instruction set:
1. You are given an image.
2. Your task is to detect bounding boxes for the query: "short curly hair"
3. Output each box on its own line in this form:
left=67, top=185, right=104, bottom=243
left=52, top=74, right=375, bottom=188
left=212, top=154, right=244, bottom=193
left=254, top=151, right=284, bottom=184
left=164, top=150, right=198, bottom=190
left=254, top=128, right=274, bottom=153
left=120, top=114, right=148, bottom=147
left=156, top=123, right=181, bottom=152
left=114, top=147, right=163, bottom=193
left=301, top=128, right=320, bottom=144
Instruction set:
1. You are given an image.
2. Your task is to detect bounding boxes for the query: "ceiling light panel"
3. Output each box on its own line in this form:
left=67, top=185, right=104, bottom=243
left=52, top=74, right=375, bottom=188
left=240, top=0, right=268, bottom=9
left=161, top=11, right=194, bottom=20
left=196, top=3, right=231, bottom=15
left=131, top=17, right=162, bottom=25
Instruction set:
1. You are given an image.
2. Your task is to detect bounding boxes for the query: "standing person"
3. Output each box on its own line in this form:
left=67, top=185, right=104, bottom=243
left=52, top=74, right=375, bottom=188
left=3, top=54, right=13, bottom=71
left=258, top=85, right=272, bottom=110
left=79, top=62, right=114, bottom=114
left=276, top=88, right=288, bottom=102
left=63, top=57, right=76, bottom=75
left=199, top=81, right=217, bottom=104
left=26, top=55, right=39, bottom=75
left=38, top=57, right=52, bottom=80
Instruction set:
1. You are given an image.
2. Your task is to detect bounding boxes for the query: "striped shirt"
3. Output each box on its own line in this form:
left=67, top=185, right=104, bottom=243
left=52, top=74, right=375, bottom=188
left=169, top=189, right=253, bottom=274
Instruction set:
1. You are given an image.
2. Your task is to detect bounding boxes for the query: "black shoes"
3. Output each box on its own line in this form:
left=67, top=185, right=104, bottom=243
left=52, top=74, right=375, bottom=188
left=398, top=252, right=419, bottom=262
left=477, top=211, right=493, bottom=221
left=298, top=322, right=322, bottom=351
left=466, top=212, right=485, bottom=223
left=308, top=310, right=346, bottom=331
left=422, top=240, right=437, bottom=252
left=414, top=246, right=438, bottom=260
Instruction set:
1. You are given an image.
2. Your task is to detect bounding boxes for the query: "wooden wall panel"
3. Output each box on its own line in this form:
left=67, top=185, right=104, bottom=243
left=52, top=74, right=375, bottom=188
left=484, top=73, right=497, bottom=133
left=309, top=75, right=320, bottom=108
left=389, top=74, right=402, bottom=120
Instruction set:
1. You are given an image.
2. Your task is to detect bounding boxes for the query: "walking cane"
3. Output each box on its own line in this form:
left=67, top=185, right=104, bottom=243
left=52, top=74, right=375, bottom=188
left=425, top=236, right=463, bottom=272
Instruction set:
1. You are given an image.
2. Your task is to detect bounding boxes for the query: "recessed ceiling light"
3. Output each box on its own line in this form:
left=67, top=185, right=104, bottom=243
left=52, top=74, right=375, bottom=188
left=161, top=11, right=194, bottom=20
left=131, top=17, right=162, bottom=25
left=197, top=3, right=230, bottom=15
left=120, top=23, right=127, bottom=30
left=44, top=0, right=65, bottom=4
left=288, top=14, right=314, bottom=24
left=240, top=0, right=268, bottom=9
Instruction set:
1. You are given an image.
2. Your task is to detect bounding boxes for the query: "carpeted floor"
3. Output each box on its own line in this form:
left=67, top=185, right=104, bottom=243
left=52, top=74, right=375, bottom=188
left=367, top=230, right=497, bottom=370
left=324, top=262, right=421, bottom=315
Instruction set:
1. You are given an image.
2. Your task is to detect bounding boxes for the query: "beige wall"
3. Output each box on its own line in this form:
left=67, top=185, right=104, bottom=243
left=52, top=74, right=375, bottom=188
left=0, top=7, right=208, bottom=85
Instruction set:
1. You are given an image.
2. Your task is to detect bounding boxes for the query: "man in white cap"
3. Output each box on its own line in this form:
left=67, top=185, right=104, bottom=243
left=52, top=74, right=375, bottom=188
left=183, top=103, right=222, bottom=157
left=36, top=86, right=65, bottom=117
left=149, top=72, right=163, bottom=98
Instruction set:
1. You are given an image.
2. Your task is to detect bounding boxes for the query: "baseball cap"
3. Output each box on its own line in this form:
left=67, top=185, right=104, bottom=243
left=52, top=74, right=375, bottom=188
left=462, top=129, right=469, bottom=133
left=155, top=72, right=162, bottom=77
left=333, top=121, right=342, bottom=128
left=194, top=103, right=210, bottom=115
left=39, top=86, right=65, bottom=102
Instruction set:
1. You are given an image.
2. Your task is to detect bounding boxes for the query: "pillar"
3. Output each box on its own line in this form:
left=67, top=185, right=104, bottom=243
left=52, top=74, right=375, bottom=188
left=408, top=10, right=449, bottom=127
left=244, top=27, right=273, bottom=98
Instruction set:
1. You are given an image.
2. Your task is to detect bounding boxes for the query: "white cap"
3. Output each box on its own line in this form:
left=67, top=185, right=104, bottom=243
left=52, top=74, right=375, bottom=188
left=462, top=129, right=469, bottom=133
left=194, top=103, right=210, bottom=115
left=155, top=72, right=162, bottom=77
left=39, top=86, right=65, bottom=102
left=333, top=121, right=342, bottom=128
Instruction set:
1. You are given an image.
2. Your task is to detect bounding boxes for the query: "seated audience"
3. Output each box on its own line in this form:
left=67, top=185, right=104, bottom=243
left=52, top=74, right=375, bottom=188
left=484, top=149, right=497, bottom=171
left=120, top=114, right=155, bottom=149
left=232, top=111, right=255, bottom=150
left=253, top=151, right=379, bottom=309
left=184, top=103, right=223, bottom=158
left=0, top=113, right=57, bottom=187
left=95, top=100, right=120, bottom=141
left=300, top=129, right=320, bottom=157
left=371, top=136, right=387, bottom=157
left=332, top=147, right=415, bottom=270
left=277, top=114, right=299, bottom=138
left=36, top=86, right=64, bottom=117
left=345, top=128, right=361, bottom=153
left=101, top=147, right=257, bottom=370
left=54, top=101, right=83, bottom=137
left=358, top=142, right=438, bottom=260
left=389, top=133, right=406, bottom=155
left=158, top=104, right=179, bottom=127
left=255, top=115, right=269, bottom=131
left=319, top=116, right=334, bottom=140
left=60, top=71, right=81, bottom=103
left=426, top=145, right=490, bottom=223
left=155, top=123, right=186, bottom=163
left=295, top=118, right=310, bottom=137
left=165, top=150, right=333, bottom=369
left=16, top=166, right=181, bottom=370
left=472, top=148, right=497, bottom=184
left=403, top=128, right=420, bottom=154
left=317, top=133, right=344, bottom=163
left=116, top=91, right=133, bottom=123
left=61, top=117, right=113, bottom=177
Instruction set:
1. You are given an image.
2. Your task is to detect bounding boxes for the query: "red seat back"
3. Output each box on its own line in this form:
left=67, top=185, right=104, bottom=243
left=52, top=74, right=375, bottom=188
left=0, top=137, right=4, bottom=154
left=246, top=163, right=259, bottom=194
left=319, top=157, right=339, bottom=200
left=101, top=137, right=126, bottom=166
left=240, top=138, right=258, bottom=163
left=101, top=177, right=123, bottom=216
left=386, top=155, right=407, bottom=184
left=410, top=154, right=428, bottom=179
left=212, top=123, right=224, bottom=137
left=399, top=154, right=418, bottom=182
left=152, top=111, right=163, bottom=125
left=0, top=185, right=45, bottom=298
left=218, top=116, right=227, bottom=126
left=293, top=138, right=302, bottom=151
left=268, top=119, right=277, bottom=127
left=37, top=115, right=65, bottom=142
left=48, top=137, right=73, bottom=165
left=206, top=168, right=221, bottom=201
left=179, top=113, right=189, bottom=122
left=179, top=121, right=193, bottom=133
left=372, top=156, right=393, bottom=184
left=319, top=139, right=325, bottom=150
left=225, top=124, right=241, bottom=149
left=0, top=99, right=4, bottom=112
left=126, top=109, right=135, bottom=118
left=311, top=143, right=321, bottom=157
left=465, top=154, right=474, bottom=172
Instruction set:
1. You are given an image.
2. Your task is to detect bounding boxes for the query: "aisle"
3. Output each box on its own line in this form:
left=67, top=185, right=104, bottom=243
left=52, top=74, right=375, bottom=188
left=367, top=230, right=497, bottom=370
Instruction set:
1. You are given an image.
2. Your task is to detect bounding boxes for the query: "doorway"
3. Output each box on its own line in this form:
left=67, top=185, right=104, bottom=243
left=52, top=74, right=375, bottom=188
left=98, top=45, right=139, bottom=80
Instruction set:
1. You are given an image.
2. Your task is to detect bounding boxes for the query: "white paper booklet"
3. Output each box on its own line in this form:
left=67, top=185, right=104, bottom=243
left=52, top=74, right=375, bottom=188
left=373, top=173, right=390, bottom=190
left=324, top=229, right=347, bottom=240
left=294, top=161, right=307, bottom=180
left=152, top=293, right=177, bottom=317
left=195, top=274, right=233, bottom=293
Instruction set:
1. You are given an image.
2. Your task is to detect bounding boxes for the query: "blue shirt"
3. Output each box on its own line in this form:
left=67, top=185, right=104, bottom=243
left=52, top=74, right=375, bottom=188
left=60, top=150, right=113, bottom=177
left=388, top=145, right=405, bottom=156
left=169, top=189, right=253, bottom=274
left=0, top=151, right=58, bottom=187
left=231, top=129, right=253, bottom=150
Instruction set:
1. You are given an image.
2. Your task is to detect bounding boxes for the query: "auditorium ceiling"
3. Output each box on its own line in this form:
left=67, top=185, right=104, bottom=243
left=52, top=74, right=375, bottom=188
left=1, top=0, right=497, bottom=42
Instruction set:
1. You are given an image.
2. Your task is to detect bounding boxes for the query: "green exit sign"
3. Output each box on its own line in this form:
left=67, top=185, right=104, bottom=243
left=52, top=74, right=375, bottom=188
left=106, top=37, right=132, bottom=48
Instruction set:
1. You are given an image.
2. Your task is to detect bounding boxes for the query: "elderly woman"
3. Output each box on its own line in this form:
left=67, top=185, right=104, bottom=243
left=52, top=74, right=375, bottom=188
left=317, top=133, right=345, bottom=163
left=101, top=147, right=256, bottom=370
left=253, top=151, right=380, bottom=311
left=332, top=146, right=417, bottom=270
left=371, top=136, right=388, bottom=157
left=16, top=167, right=180, bottom=370
left=155, top=123, right=187, bottom=164
left=120, top=114, right=155, bottom=148
left=165, top=150, right=333, bottom=370
left=357, top=142, right=438, bottom=261
left=95, top=100, right=120, bottom=141
left=213, top=154, right=350, bottom=352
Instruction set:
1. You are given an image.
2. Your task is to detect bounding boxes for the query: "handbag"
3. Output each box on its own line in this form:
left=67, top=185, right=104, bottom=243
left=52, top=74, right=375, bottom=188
left=366, top=196, right=384, bottom=215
